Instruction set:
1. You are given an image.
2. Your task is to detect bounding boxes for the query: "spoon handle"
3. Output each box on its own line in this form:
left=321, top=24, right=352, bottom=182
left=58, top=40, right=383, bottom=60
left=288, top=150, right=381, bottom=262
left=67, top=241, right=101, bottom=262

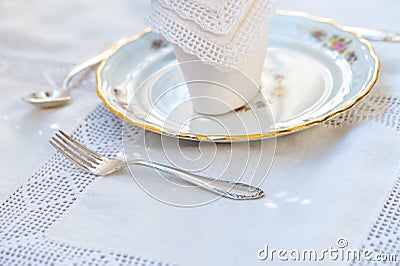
left=276, top=10, right=399, bottom=43
left=61, top=39, right=125, bottom=91
left=346, top=27, right=400, bottom=42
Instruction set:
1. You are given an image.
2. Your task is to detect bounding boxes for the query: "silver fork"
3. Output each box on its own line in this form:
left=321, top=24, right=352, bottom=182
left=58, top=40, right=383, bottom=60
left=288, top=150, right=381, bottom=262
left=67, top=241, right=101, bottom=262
left=50, top=130, right=264, bottom=200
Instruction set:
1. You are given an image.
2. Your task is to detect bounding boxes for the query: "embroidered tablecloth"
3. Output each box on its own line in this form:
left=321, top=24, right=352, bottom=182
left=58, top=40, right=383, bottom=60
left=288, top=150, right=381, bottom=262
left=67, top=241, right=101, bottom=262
left=0, top=0, right=399, bottom=265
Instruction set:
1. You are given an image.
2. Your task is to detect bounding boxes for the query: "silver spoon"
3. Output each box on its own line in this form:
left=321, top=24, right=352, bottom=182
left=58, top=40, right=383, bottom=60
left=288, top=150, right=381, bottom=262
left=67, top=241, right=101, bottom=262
left=22, top=40, right=124, bottom=108
left=276, top=10, right=400, bottom=43
left=345, top=27, right=400, bottom=42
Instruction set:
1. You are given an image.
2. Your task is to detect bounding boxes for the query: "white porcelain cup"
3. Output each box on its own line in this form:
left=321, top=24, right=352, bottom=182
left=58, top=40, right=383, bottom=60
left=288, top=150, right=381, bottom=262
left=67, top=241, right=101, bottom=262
left=173, top=28, right=270, bottom=115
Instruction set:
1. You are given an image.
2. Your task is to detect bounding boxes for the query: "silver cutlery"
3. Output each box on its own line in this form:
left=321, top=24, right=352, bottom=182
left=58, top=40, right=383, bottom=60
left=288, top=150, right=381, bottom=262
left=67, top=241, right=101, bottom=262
left=50, top=130, right=264, bottom=200
left=345, top=27, right=400, bottom=42
left=276, top=10, right=400, bottom=43
left=22, top=40, right=124, bottom=108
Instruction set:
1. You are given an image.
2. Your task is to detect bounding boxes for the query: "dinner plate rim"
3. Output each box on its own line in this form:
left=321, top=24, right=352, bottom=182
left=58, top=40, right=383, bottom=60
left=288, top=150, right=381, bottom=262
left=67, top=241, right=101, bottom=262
left=96, top=10, right=380, bottom=142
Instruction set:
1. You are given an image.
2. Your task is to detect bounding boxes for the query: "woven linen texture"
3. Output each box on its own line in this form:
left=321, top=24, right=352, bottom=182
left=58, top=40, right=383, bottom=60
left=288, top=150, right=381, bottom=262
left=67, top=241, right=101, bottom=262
left=147, top=0, right=277, bottom=69
left=1, top=55, right=400, bottom=265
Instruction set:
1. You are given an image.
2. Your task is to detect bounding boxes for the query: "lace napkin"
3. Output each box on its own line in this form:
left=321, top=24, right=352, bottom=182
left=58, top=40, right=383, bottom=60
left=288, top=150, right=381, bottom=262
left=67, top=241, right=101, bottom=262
left=147, top=0, right=278, bottom=69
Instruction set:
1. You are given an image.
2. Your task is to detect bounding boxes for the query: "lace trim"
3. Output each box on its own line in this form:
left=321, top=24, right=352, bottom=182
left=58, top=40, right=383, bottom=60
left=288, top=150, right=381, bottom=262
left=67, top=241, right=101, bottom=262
left=158, top=0, right=254, bottom=35
left=0, top=56, right=170, bottom=265
left=323, top=94, right=400, bottom=132
left=148, top=0, right=277, bottom=69
left=1, top=55, right=399, bottom=265
left=0, top=104, right=171, bottom=265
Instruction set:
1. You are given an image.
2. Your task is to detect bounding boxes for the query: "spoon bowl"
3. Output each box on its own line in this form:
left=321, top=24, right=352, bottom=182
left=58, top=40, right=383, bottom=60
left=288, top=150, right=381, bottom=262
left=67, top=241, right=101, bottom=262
left=22, top=40, right=123, bottom=108
left=22, top=90, right=71, bottom=108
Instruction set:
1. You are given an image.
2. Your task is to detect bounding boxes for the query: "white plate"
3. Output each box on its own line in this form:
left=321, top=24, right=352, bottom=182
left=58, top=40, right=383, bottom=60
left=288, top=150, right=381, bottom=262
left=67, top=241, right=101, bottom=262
left=97, top=11, right=379, bottom=142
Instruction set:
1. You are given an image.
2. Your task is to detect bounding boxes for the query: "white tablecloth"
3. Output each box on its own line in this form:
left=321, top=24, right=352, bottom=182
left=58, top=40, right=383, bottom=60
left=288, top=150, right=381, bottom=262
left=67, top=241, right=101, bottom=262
left=1, top=0, right=400, bottom=265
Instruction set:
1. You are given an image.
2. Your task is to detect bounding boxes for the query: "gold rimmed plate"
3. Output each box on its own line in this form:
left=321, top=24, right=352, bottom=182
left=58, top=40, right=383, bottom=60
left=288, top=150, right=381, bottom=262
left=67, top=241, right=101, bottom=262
left=96, top=11, right=379, bottom=142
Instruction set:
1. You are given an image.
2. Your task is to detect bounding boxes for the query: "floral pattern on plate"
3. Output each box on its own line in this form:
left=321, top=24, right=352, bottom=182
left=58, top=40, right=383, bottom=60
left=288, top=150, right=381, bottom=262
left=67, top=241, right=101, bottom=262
left=151, top=38, right=168, bottom=49
left=311, top=31, right=358, bottom=64
left=235, top=68, right=285, bottom=113
left=97, top=13, right=379, bottom=141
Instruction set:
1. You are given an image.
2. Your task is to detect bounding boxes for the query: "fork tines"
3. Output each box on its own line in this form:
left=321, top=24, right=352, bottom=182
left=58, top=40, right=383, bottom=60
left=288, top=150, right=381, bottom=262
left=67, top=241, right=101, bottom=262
left=50, top=130, right=102, bottom=172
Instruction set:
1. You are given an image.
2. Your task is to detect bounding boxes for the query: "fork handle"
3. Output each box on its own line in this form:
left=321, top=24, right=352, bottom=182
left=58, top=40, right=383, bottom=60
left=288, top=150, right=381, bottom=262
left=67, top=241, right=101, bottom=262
left=129, top=160, right=264, bottom=200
